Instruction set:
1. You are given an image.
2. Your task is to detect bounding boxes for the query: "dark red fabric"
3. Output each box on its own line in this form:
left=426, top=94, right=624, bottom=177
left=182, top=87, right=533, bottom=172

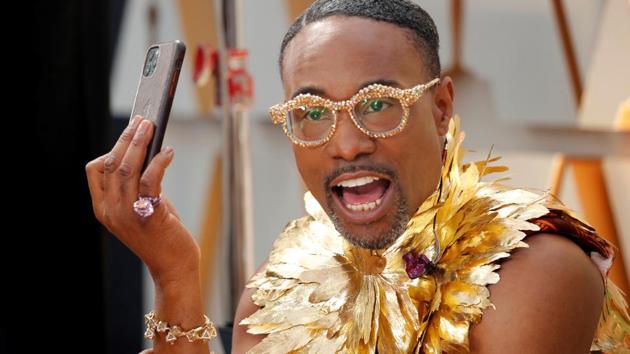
left=527, top=209, right=612, bottom=259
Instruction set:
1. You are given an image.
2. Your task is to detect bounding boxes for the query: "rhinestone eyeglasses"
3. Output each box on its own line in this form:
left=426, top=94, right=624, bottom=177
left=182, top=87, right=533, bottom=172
left=269, top=78, right=440, bottom=147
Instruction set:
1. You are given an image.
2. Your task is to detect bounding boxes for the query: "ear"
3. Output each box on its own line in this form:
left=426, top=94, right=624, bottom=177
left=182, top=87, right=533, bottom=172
left=432, top=76, right=455, bottom=136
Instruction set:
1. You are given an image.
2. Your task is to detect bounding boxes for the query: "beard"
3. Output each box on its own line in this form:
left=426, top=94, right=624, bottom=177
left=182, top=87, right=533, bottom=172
left=324, top=164, right=410, bottom=250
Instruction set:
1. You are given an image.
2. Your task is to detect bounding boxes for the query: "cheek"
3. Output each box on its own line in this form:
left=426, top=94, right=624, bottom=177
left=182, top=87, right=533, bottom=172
left=399, top=146, right=442, bottom=211
left=394, top=111, right=443, bottom=208
left=293, top=148, right=327, bottom=198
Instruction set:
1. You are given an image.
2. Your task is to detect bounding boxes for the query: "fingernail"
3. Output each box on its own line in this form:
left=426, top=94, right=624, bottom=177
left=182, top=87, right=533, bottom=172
left=163, top=146, right=174, bottom=157
left=138, top=120, right=151, bottom=135
left=129, top=115, right=141, bottom=127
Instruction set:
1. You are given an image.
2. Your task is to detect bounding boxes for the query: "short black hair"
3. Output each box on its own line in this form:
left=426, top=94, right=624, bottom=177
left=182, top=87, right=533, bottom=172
left=279, top=0, right=441, bottom=78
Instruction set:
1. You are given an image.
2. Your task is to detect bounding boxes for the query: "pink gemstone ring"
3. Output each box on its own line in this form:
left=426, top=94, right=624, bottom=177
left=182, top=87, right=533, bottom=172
left=133, top=196, right=161, bottom=218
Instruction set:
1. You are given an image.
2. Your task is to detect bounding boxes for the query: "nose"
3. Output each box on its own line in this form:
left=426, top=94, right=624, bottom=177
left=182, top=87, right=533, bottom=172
left=324, top=111, right=376, bottom=161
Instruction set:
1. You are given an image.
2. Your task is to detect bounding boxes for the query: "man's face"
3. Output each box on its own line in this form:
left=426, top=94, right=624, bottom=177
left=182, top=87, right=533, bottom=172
left=281, top=16, right=453, bottom=249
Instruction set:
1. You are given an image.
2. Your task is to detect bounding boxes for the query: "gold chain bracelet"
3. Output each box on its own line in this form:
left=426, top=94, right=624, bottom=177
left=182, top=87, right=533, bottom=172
left=144, top=311, right=217, bottom=345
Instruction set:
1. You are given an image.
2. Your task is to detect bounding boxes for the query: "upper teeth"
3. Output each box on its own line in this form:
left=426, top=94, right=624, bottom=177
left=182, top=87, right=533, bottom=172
left=336, top=176, right=379, bottom=188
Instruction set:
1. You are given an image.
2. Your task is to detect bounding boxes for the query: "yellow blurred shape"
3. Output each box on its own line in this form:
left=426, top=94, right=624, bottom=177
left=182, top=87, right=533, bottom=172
left=616, top=98, right=630, bottom=131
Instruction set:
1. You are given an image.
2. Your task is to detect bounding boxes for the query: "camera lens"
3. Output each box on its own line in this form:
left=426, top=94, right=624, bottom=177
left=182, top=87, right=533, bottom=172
left=143, top=47, right=160, bottom=77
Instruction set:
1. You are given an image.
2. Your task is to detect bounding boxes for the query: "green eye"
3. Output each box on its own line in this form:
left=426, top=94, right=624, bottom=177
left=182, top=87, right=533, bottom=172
left=362, top=99, right=390, bottom=113
left=370, top=100, right=384, bottom=112
left=306, top=108, right=325, bottom=121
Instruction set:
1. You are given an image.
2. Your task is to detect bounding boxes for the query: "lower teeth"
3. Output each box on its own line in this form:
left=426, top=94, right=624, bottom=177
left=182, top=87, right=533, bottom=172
left=346, top=197, right=382, bottom=212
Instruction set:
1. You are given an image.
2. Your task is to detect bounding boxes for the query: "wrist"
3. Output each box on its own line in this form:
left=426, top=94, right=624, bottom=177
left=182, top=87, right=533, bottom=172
left=154, top=270, right=205, bottom=329
left=143, top=228, right=202, bottom=286
left=153, top=266, right=201, bottom=296
left=149, top=250, right=201, bottom=290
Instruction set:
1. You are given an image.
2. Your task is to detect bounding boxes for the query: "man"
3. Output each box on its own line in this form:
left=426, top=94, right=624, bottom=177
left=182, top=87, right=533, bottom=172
left=86, top=1, right=628, bottom=353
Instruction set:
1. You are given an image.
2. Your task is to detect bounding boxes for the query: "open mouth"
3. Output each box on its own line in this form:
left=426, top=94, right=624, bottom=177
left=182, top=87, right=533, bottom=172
left=330, top=172, right=394, bottom=224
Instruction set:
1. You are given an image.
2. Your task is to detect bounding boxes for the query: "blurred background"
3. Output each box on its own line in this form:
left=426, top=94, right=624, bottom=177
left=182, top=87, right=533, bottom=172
left=22, top=0, right=628, bottom=353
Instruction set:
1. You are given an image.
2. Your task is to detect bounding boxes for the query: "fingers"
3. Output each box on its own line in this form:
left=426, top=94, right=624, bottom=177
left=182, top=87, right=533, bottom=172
left=104, top=116, right=143, bottom=192
left=133, top=147, right=175, bottom=220
left=89, top=116, right=175, bottom=227
left=138, top=146, right=175, bottom=198
left=117, top=119, right=155, bottom=197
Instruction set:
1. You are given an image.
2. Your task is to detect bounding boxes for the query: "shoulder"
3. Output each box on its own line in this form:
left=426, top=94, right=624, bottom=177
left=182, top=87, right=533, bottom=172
left=469, top=233, right=605, bottom=353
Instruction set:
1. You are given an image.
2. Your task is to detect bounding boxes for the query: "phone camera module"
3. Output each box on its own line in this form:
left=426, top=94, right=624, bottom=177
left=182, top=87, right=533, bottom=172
left=143, top=47, right=160, bottom=77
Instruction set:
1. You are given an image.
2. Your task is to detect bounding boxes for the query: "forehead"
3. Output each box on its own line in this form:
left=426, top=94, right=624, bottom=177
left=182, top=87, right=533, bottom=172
left=281, top=16, right=426, bottom=99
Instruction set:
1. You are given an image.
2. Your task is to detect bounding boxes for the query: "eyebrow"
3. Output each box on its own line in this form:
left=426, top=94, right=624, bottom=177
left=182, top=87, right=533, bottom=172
left=290, top=79, right=402, bottom=99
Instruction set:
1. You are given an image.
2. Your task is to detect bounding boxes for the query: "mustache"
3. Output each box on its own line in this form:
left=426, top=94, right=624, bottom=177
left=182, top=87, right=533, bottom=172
left=323, top=163, right=397, bottom=189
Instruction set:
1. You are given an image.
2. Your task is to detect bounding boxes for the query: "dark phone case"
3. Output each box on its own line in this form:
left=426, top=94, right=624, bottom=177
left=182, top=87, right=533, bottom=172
left=130, top=40, right=186, bottom=171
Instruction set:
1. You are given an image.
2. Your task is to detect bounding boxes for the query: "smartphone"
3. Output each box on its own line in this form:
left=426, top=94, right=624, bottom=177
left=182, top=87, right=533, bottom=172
left=130, top=40, right=186, bottom=171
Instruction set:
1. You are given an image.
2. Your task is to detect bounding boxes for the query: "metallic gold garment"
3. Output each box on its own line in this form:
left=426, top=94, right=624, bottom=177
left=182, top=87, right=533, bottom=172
left=241, top=118, right=630, bottom=353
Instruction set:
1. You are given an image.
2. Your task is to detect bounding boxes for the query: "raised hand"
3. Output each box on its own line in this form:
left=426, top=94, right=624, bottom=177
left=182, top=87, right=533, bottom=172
left=85, top=116, right=200, bottom=284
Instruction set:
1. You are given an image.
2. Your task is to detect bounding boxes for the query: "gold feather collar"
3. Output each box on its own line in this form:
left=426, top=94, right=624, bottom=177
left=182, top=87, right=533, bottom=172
left=241, top=118, right=629, bottom=353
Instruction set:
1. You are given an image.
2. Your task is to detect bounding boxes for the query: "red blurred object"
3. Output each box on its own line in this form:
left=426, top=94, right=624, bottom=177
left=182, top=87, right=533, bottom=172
left=193, top=44, right=218, bottom=87
left=193, top=45, right=253, bottom=107
left=227, top=48, right=254, bottom=107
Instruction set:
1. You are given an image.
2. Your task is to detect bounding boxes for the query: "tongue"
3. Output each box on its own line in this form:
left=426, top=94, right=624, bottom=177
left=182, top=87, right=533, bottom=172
left=341, top=179, right=388, bottom=205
